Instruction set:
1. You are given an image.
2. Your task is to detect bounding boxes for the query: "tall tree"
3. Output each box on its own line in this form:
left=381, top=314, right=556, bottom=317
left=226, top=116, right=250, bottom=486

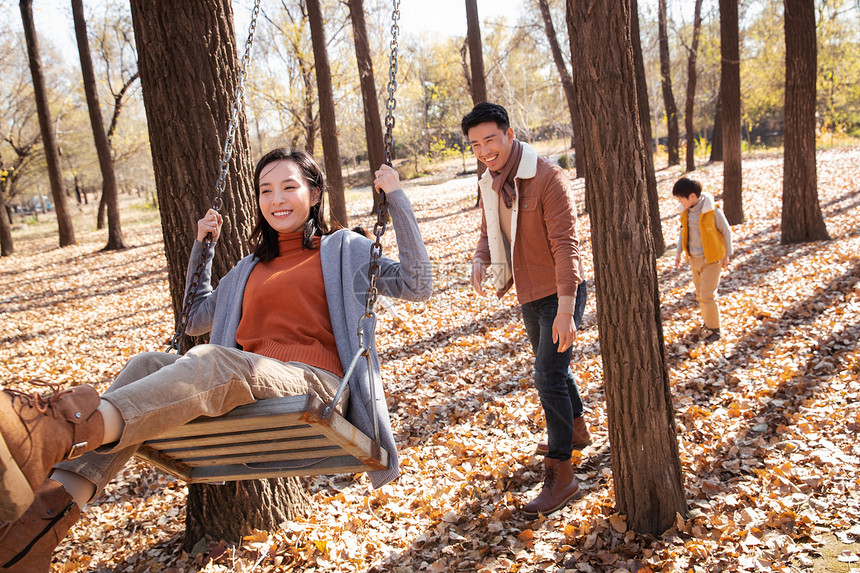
left=537, top=0, right=585, bottom=179
left=346, top=0, right=385, bottom=214
left=630, top=0, right=665, bottom=254
left=465, top=0, right=488, bottom=189
left=306, top=0, right=347, bottom=227
left=0, top=82, right=41, bottom=257
left=709, top=91, right=723, bottom=161
left=684, top=0, right=704, bottom=172
left=719, top=0, right=744, bottom=224
left=658, top=0, right=680, bottom=165
left=90, top=0, right=141, bottom=231
left=128, top=0, right=309, bottom=549
left=566, top=0, right=685, bottom=534
left=267, top=3, right=317, bottom=155
left=19, top=0, right=76, bottom=247
left=72, top=0, right=127, bottom=251
left=781, top=0, right=828, bottom=243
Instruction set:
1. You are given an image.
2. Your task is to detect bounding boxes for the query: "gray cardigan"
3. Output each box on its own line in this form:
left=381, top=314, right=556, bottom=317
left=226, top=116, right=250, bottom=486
left=183, top=188, right=432, bottom=487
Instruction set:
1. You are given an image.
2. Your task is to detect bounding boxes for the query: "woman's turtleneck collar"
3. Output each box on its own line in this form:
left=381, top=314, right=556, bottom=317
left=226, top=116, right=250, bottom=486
left=277, top=230, right=305, bottom=255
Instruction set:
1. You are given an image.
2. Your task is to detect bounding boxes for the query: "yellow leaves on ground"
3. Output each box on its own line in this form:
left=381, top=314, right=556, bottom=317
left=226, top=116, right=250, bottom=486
left=2, top=149, right=860, bottom=571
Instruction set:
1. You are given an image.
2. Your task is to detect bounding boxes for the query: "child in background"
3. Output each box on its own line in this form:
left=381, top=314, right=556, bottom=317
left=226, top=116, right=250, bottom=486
left=673, top=177, right=733, bottom=343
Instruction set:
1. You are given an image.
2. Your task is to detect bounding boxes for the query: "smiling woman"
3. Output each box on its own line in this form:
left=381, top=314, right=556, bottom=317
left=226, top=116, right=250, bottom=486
left=257, top=160, right=318, bottom=235
left=0, top=148, right=433, bottom=570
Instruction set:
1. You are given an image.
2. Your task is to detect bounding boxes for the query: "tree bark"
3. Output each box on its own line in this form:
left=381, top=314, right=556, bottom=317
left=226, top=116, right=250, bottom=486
left=0, top=189, right=12, bottom=257
left=538, top=0, right=585, bottom=179
left=684, top=0, right=704, bottom=172
left=658, top=0, right=680, bottom=165
left=781, top=0, right=828, bottom=244
left=307, top=0, right=347, bottom=227
left=72, top=0, right=127, bottom=251
left=566, top=0, right=686, bottom=536
left=630, top=0, right=664, bottom=254
left=347, top=0, right=386, bottom=215
left=710, top=91, right=723, bottom=161
left=19, top=0, right=76, bottom=247
left=185, top=477, right=310, bottom=545
left=129, top=0, right=309, bottom=548
left=719, top=0, right=744, bottom=224
left=465, top=0, right=488, bottom=198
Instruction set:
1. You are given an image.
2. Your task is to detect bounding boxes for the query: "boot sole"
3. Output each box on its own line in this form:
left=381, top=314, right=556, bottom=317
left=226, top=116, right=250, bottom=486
left=522, top=487, right=584, bottom=519
left=0, top=430, right=35, bottom=522
left=535, top=439, right=593, bottom=456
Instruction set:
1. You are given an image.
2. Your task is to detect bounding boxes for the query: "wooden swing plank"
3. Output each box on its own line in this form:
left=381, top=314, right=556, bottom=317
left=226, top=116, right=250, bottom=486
left=154, top=435, right=337, bottom=459
left=135, top=393, right=388, bottom=483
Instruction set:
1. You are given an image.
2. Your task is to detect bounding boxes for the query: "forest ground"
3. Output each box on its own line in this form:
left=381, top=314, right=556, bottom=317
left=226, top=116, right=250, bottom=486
left=1, top=146, right=859, bottom=572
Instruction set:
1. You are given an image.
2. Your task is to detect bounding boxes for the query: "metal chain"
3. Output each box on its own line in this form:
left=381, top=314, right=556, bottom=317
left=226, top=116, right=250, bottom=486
left=168, top=0, right=261, bottom=353
left=359, top=0, right=400, bottom=346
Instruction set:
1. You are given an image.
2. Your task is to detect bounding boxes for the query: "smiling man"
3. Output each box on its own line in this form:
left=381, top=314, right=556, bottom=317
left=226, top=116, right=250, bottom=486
left=463, top=102, right=589, bottom=518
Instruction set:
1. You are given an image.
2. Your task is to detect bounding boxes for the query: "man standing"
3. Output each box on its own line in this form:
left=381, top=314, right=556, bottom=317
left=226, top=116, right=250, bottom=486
left=464, top=102, right=590, bottom=517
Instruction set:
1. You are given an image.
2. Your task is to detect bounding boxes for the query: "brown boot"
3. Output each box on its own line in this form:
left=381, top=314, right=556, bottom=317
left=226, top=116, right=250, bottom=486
left=0, top=479, right=79, bottom=572
left=522, top=457, right=581, bottom=518
left=535, top=416, right=592, bottom=456
left=0, top=383, right=103, bottom=521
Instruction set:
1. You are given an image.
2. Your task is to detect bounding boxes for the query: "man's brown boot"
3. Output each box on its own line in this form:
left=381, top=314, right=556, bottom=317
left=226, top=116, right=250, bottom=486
left=522, top=457, right=581, bottom=518
left=0, top=479, right=79, bottom=572
left=535, top=416, right=592, bottom=456
left=0, top=383, right=103, bottom=521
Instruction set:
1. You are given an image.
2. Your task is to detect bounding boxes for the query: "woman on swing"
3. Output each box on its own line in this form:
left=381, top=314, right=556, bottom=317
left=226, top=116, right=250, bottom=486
left=0, top=149, right=432, bottom=571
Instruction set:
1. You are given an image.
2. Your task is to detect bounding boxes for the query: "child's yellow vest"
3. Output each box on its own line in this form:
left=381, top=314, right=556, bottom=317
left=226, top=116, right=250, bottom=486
left=680, top=209, right=726, bottom=263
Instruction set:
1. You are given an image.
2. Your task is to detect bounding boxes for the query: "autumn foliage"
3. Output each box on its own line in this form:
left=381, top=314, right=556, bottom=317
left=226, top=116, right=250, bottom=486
left=1, top=148, right=859, bottom=571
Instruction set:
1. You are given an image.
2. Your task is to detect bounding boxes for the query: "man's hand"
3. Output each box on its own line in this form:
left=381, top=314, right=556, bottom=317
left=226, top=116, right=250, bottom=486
left=722, top=255, right=730, bottom=270
left=471, top=259, right=488, bottom=296
left=674, top=251, right=682, bottom=270
left=552, top=312, right=577, bottom=353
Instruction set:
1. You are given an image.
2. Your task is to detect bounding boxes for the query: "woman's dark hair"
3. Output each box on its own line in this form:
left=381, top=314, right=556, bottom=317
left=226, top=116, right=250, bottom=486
left=248, top=148, right=334, bottom=261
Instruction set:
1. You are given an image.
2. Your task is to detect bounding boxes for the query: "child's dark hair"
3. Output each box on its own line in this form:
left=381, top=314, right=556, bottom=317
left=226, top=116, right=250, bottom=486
left=249, top=148, right=333, bottom=261
left=672, top=177, right=702, bottom=199
left=461, top=102, right=510, bottom=136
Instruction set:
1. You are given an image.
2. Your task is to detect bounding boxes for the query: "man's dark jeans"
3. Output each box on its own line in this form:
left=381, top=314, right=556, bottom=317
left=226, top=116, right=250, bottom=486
left=521, top=292, right=585, bottom=461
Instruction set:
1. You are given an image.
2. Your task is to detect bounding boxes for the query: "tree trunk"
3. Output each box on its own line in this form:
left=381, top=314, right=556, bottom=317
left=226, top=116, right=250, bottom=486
left=710, top=91, right=723, bottom=161
left=781, top=0, right=828, bottom=244
left=185, top=478, right=310, bottom=545
left=347, top=0, right=385, bottom=215
left=630, top=0, right=665, bottom=254
left=684, top=0, right=704, bottom=172
left=465, top=0, right=488, bottom=204
left=129, top=0, right=310, bottom=549
left=307, top=0, right=347, bottom=227
left=303, top=66, right=316, bottom=155
left=658, top=0, right=680, bottom=165
left=72, top=0, right=127, bottom=251
left=97, top=192, right=107, bottom=229
left=0, top=189, right=13, bottom=257
left=19, top=0, right=76, bottom=247
left=719, top=0, right=744, bottom=224
left=538, top=0, right=585, bottom=179
left=566, top=0, right=685, bottom=535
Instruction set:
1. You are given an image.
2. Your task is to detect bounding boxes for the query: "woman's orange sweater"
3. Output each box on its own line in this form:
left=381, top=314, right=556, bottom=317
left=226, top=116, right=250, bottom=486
left=236, top=231, right=343, bottom=376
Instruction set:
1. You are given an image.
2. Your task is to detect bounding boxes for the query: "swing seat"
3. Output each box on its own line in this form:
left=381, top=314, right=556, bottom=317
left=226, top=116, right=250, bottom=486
left=135, top=393, right=388, bottom=483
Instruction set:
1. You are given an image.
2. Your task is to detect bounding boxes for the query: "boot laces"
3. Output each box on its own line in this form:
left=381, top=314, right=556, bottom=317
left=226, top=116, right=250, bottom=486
left=4, top=380, right=72, bottom=419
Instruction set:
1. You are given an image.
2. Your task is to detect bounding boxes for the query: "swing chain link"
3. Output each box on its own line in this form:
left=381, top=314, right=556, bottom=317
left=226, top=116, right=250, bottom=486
left=168, top=0, right=261, bottom=353
left=382, top=0, right=400, bottom=167
left=359, top=0, right=400, bottom=350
